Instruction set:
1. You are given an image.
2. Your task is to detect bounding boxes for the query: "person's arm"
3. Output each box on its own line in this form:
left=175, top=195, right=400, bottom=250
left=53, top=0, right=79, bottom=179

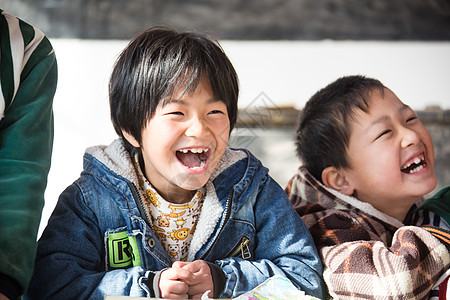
left=24, top=182, right=156, bottom=299
left=287, top=170, right=450, bottom=299
left=216, top=176, right=325, bottom=299
left=0, top=10, right=57, bottom=297
left=318, top=216, right=450, bottom=299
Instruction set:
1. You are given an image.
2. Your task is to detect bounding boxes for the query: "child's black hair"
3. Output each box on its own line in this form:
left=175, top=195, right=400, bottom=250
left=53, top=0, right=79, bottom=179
left=109, top=26, right=239, bottom=151
left=296, top=75, right=385, bottom=182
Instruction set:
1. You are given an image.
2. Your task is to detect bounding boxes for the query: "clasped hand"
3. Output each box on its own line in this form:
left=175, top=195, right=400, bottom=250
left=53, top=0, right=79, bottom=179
left=159, top=260, right=214, bottom=299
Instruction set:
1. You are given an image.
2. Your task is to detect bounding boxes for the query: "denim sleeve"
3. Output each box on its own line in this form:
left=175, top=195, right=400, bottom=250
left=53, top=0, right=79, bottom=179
left=216, top=176, right=325, bottom=299
left=24, top=183, right=151, bottom=299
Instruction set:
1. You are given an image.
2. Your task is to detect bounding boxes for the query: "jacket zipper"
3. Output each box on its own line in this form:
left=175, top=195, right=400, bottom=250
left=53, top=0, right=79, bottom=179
left=200, top=189, right=234, bottom=259
left=128, top=182, right=152, bottom=226
left=229, top=237, right=251, bottom=259
left=128, top=182, right=173, bottom=268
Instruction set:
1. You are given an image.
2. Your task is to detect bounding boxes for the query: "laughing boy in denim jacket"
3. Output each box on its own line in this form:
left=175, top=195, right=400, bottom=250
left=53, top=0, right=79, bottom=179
left=25, top=27, right=324, bottom=299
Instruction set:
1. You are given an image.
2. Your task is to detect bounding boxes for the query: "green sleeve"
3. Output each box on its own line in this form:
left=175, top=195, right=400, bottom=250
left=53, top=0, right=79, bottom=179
left=419, top=186, right=450, bottom=226
left=0, top=10, right=57, bottom=293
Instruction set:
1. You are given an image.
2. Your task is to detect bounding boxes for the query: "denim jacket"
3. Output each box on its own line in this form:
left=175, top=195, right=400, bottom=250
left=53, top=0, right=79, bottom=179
left=25, top=139, right=324, bottom=299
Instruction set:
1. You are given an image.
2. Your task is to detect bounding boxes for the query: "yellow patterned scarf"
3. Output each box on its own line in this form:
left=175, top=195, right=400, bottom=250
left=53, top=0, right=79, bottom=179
left=133, top=154, right=205, bottom=262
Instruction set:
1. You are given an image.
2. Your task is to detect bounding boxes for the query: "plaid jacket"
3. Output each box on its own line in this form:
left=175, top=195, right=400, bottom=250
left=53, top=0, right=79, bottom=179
left=286, top=167, right=450, bottom=300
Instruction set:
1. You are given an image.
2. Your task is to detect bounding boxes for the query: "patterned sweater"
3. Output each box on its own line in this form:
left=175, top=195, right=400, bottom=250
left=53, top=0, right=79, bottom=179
left=286, top=166, right=450, bottom=300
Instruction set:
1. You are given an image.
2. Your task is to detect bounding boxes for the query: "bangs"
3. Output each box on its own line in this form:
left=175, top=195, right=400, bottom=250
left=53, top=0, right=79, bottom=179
left=149, top=35, right=211, bottom=105
left=109, top=27, right=239, bottom=148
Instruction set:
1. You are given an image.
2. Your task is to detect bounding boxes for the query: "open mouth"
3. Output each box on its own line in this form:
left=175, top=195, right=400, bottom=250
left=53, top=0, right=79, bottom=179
left=401, top=154, right=426, bottom=174
left=176, top=148, right=209, bottom=170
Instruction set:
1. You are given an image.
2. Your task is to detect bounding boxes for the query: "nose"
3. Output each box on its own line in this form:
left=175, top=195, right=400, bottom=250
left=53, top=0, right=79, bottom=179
left=185, top=115, right=210, bottom=137
left=400, top=126, right=420, bottom=148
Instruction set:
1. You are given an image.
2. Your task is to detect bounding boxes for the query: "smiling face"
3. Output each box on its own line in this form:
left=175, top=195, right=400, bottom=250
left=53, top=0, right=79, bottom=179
left=124, top=77, right=230, bottom=204
left=341, top=88, right=436, bottom=221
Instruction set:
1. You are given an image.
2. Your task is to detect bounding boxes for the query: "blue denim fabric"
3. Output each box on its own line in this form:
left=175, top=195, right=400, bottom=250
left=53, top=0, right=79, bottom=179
left=25, top=141, right=324, bottom=299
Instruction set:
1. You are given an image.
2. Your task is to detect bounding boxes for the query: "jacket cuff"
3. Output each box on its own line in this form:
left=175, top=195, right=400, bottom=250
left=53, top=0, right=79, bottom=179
left=142, top=269, right=166, bottom=298
left=206, top=262, right=226, bottom=298
left=0, top=273, right=22, bottom=300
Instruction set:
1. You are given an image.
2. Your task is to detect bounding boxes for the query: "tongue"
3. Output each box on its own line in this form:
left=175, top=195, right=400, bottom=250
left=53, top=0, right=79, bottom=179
left=176, top=152, right=203, bottom=168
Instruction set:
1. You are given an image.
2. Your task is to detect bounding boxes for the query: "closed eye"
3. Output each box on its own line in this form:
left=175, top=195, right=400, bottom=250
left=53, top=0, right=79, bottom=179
left=376, top=129, right=391, bottom=140
left=167, top=111, right=184, bottom=116
left=406, top=116, right=418, bottom=123
left=209, top=110, right=225, bottom=115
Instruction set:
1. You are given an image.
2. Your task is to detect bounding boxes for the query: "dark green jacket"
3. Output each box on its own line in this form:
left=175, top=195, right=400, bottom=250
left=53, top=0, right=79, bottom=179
left=0, top=9, right=57, bottom=298
left=419, top=186, right=450, bottom=227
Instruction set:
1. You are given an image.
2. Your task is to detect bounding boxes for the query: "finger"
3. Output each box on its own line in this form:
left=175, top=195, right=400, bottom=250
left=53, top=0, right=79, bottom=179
left=172, top=260, right=189, bottom=269
left=161, top=288, right=189, bottom=299
left=188, top=284, right=209, bottom=296
left=182, top=260, right=209, bottom=274
left=187, top=275, right=212, bottom=293
left=164, top=293, right=189, bottom=299
left=160, top=279, right=189, bottom=298
left=162, top=289, right=189, bottom=299
left=191, top=291, right=212, bottom=299
left=163, top=267, right=196, bottom=282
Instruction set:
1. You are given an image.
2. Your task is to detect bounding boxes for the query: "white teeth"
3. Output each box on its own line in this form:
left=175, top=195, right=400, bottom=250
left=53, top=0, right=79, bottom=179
left=409, top=165, right=424, bottom=174
left=179, top=148, right=208, bottom=154
left=401, top=154, right=426, bottom=174
left=401, top=155, right=424, bottom=170
left=177, top=148, right=208, bottom=170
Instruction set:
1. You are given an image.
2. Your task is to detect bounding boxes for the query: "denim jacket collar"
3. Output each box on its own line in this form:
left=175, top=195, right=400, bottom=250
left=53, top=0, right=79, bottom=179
left=84, top=139, right=252, bottom=260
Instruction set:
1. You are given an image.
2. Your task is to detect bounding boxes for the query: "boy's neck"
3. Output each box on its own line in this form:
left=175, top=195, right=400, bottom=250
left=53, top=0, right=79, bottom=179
left=160, top=189, right=197, bottom=204
left=137, top=154, right=197, bottom=204
left=364, top=195, right=420, bottom=223
left=387, top=207, right=411, bottom=223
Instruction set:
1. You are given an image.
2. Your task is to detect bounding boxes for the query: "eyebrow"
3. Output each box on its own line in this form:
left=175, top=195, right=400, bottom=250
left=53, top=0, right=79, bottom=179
left=369, top=104, right=411, bottom=127
left=160, top=97, right=223, bottom=107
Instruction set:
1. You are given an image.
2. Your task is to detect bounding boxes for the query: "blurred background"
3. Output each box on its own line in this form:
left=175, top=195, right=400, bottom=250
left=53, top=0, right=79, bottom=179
left=1, top=0, right=449, bottom=235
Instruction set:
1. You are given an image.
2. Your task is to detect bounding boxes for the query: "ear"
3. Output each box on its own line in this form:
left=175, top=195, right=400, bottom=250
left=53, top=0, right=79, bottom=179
left=121, top=130, right=140, bottom=148
left=321, top=166, right=354, bottom=196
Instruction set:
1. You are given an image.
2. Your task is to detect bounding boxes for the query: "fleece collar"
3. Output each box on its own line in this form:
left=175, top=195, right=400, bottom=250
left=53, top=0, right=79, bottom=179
left=85, top=139, right=139, bottom=184
left=85, top=139, right=247, bottom=261
left=297, top=166, right=405, bottom=228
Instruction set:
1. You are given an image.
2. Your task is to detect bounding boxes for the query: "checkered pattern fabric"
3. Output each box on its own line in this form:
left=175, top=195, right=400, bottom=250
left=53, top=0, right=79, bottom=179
left=286, top=167, right=450, bottom=299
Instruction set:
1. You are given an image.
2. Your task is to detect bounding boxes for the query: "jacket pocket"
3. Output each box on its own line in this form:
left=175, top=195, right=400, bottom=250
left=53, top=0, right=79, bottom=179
left=106, top=230, right=142, bottom=270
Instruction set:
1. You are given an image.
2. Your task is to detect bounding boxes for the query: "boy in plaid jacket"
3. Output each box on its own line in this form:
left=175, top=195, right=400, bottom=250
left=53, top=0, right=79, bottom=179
left=286, top=75, right=450, bottom=299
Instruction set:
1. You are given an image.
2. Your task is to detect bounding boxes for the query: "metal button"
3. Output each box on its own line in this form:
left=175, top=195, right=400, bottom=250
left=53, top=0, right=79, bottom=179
left=148, top=237, right=156, bottom=248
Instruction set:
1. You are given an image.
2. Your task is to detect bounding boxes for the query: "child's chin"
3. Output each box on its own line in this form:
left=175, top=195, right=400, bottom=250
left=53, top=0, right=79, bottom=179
left=414, top=177, right=438, bottom=197
left=176, top=175, right=209, bottom=191
left=425, top=179, right=438, bottom=194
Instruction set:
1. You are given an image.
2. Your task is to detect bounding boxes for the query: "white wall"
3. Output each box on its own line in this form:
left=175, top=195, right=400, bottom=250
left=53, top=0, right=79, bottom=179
left=40, top=39, right=450, bottom=236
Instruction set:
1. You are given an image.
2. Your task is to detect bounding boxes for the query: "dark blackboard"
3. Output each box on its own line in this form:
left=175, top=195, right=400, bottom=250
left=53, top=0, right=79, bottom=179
left=2, top=0, right=450, bottom=40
